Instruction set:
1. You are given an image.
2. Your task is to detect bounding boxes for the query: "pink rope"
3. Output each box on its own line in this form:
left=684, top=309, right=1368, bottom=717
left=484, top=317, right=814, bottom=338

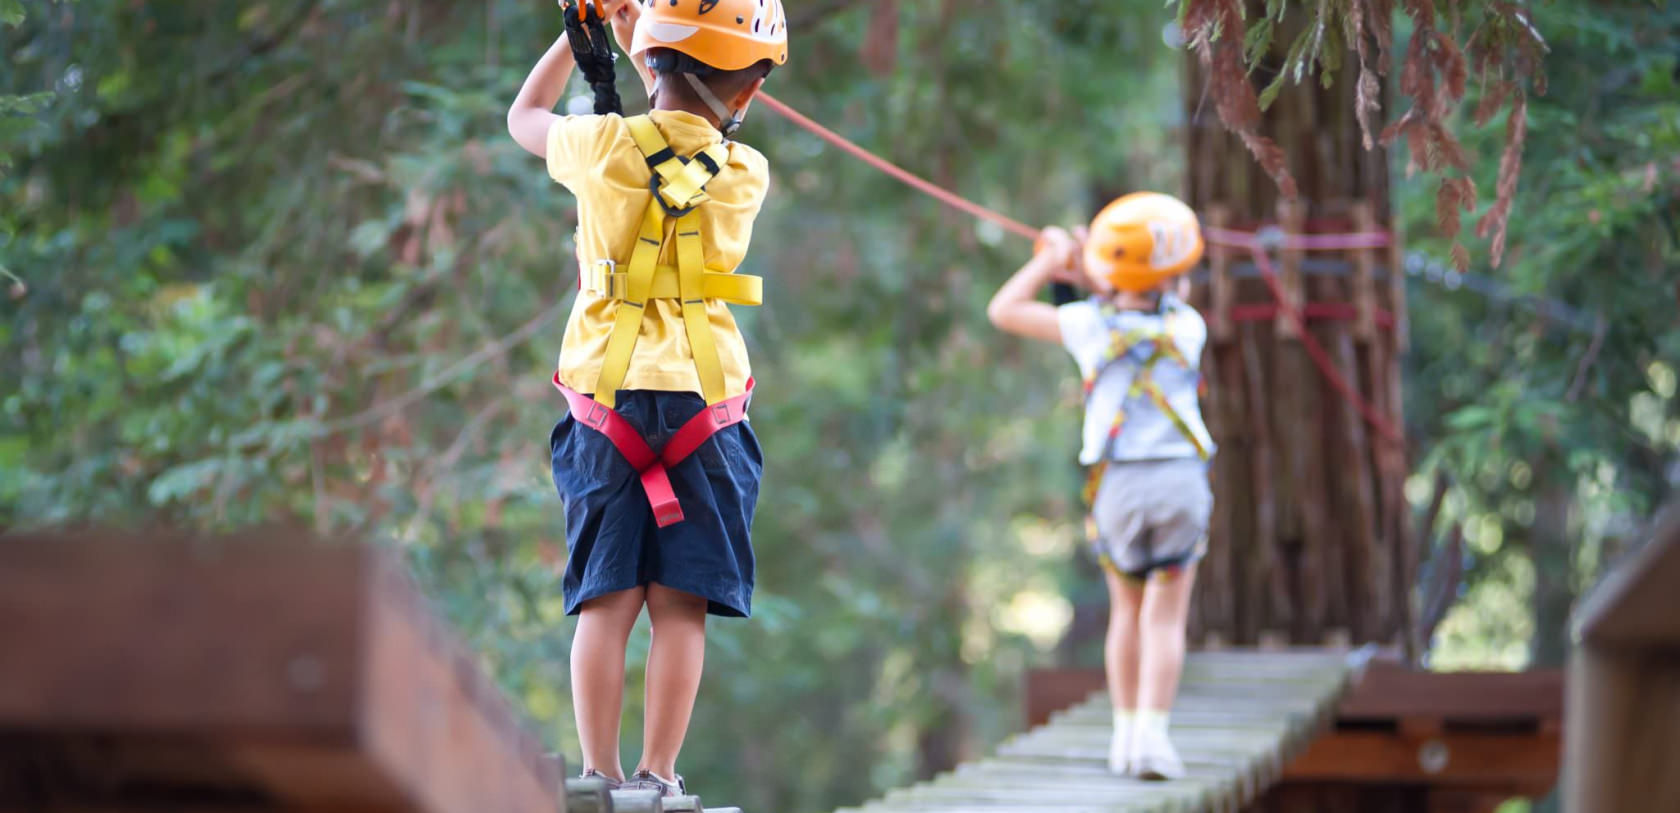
left=751, top=91, right=1401, bottom=444
left=757, top=93, right=1043, bottom=241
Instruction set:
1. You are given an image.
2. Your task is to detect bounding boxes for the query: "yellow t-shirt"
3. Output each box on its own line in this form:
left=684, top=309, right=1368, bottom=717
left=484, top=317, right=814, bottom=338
left=547, top=110, right=769, bottom=398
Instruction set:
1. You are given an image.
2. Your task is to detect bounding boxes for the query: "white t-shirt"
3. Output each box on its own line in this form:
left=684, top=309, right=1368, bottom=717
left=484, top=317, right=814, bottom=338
left=1056, top=295, right=1216, bottom=466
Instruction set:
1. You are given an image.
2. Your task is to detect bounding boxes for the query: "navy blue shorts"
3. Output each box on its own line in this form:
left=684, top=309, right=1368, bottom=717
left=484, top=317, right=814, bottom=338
left=550, top=389, right=762, bottom=618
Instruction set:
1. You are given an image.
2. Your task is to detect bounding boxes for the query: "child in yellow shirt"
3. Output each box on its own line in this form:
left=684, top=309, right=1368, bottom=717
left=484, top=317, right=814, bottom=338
left=506, top=0, right=787, bottom=796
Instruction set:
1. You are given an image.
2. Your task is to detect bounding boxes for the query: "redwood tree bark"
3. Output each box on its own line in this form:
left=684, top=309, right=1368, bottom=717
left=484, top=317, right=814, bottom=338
left=1182, top=1, right=1412, bottom=651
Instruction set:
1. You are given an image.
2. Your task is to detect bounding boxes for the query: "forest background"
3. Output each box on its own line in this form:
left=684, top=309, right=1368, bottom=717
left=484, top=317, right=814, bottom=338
left=3, top=1, right=1677, bottom=811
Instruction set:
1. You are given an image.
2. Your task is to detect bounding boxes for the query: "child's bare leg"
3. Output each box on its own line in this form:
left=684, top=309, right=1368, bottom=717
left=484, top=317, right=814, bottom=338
left=572, top=586, right=647, bottom=780
left=637, top=583, right=708, bottom=779
left=1102, top=563, right=1148, bottom=773
left=1137, top=563, right=1197, bottom=710
left=1101, top=565, right=1146, bottom=711
left=1131, top=563, right=1198, bottom=779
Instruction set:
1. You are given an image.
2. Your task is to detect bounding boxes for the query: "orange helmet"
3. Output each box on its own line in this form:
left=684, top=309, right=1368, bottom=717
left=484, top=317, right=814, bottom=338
left=630, top=0, right=789, bottom=72
left=1082, top=192, right=1205, bottom=293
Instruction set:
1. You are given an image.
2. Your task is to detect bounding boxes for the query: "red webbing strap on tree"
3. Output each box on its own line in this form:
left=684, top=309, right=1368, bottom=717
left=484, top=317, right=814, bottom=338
left=1204, top=227, right=1405, bottom=446
left=553, top=372, right=754, bottom=527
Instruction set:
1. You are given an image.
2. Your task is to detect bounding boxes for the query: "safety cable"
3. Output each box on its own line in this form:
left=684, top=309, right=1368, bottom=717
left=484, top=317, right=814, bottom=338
left=756, top=92, right=1405, bottom=443
left=756, top=93, right=1043, bottom=240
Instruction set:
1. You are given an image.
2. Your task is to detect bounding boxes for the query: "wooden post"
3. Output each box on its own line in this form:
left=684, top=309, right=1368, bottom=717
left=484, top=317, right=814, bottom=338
left=1564, top=507, right=1680, bottom=813
left=1275, top=200, right=1306, bottom=340
left=0, top=533, right=564, bottom=813
left=1209, top=204, right=1235, bottom=345
left=1389, top=215, right=1410, bottom=349
left=1352, top=202, right=1379, bottom=344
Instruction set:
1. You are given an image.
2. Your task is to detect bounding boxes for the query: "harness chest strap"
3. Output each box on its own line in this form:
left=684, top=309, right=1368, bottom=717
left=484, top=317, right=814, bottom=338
left=591, top=115, right=737, bottom=408
left=580, top=260, right=762, bottom=305
left=555, top=372, right=753, bottom=527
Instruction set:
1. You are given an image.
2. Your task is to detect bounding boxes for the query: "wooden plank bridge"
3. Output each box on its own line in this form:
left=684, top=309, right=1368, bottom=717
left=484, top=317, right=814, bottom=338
left=0, top=531, right=740, bottom=813
left=839, top=650, right=1361, bottom=813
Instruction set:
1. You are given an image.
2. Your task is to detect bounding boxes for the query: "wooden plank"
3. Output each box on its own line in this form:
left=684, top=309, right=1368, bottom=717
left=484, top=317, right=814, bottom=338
left=1572, top=508, right=1680, bottom=648
left=357, top=548, right=559, bottom=813
left=0, top=532, right=560, bottom=813
left=0, top=532, right=363, bottom=732
left=1335, top=661, right=1563, bottom=722
left=1034, top=663, right=1563, bottom=724
left=1283, top=730, right=1562, bottom=786
left=866, top=651, right=1353, bottom=813
left=1564, top=506, right=1680, bottom=813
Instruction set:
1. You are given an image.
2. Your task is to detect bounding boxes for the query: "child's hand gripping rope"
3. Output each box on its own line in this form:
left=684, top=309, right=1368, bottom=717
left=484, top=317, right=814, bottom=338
left=561, top=0, right=623, bottom=115
left=1035, top=225, right=1104, bottom=292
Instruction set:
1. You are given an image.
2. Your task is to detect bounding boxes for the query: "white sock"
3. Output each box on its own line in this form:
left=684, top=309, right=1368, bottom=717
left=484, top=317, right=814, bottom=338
left=1134, top=708, right=1170, bottom=741
left=1109, top=709, right=1136, bottom=771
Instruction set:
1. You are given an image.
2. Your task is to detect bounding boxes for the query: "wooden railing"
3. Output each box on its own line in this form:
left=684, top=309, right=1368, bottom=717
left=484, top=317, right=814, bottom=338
left=0, top=531, right=739, bottom=813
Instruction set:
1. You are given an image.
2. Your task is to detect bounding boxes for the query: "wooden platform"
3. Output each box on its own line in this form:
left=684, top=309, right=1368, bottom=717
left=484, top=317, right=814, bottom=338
left=1025, top=658, right=1562, bottom=812
left=0, top=532, right=747, bottom=812
left=838, top=650, right=1359, bottom=813
left=1564, top=506, right=1680, bottom=813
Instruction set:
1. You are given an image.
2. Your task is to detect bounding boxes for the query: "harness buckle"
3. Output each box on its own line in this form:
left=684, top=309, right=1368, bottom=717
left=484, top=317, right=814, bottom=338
left=711, top=402, right=739, bottom=425
left=649, top=174, right=698, bottom=218
left=588, top=258, right=618, bottom=298
left=580, top=402, right=611, bottom=429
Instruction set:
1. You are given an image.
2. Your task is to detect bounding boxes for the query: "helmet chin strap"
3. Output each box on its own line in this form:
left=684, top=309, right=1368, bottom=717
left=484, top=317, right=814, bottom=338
left=680, top=72, right=744, bottom=137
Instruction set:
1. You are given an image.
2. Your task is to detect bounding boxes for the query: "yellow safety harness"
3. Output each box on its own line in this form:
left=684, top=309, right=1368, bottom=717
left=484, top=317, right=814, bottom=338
left=1080, top=301, right=1211, bottom=561
left=587, top=114, right=763, bottom=408
left=552, top=115, right=764, bottom=528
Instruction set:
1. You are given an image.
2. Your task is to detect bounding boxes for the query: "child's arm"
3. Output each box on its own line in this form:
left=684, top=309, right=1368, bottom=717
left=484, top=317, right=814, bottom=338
left=987, top=227, right=1079, bottom=344
left=507, top=34, right=578, bottom=158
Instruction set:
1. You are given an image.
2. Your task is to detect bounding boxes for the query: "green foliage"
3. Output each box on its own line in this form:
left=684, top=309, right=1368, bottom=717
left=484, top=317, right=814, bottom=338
left=3, top=1, right=1675, bottom=809
left=1, top=1, right=1177, bottom=810
left=1401, top=2, right=1680, bottom=668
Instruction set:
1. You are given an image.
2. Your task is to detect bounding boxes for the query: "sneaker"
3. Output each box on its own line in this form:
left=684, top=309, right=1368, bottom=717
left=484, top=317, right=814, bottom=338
left=577, top=769, right=622, bottom=790
left=1131, top=726, right=1185, bottom=781
left=1107, top=722, right=1133, bottom=775
left=625, top=769, right=686, bottom=797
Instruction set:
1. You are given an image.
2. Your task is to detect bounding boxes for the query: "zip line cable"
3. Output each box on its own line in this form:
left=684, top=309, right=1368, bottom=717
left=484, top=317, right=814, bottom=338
left=756, top=93, right=1043, bottom=240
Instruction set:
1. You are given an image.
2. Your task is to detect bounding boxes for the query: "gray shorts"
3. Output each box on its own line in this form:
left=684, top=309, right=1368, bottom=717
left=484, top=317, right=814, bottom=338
left=1089, top=458, right=1212, bottom=580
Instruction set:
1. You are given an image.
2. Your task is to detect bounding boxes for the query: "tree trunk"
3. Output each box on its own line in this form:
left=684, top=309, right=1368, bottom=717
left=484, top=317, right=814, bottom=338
left=1182, top=1, right=1411, bottom=651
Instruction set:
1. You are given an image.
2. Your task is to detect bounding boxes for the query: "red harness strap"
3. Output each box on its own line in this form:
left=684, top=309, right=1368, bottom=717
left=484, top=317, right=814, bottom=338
left=552, top=372, right=754, bottom=527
